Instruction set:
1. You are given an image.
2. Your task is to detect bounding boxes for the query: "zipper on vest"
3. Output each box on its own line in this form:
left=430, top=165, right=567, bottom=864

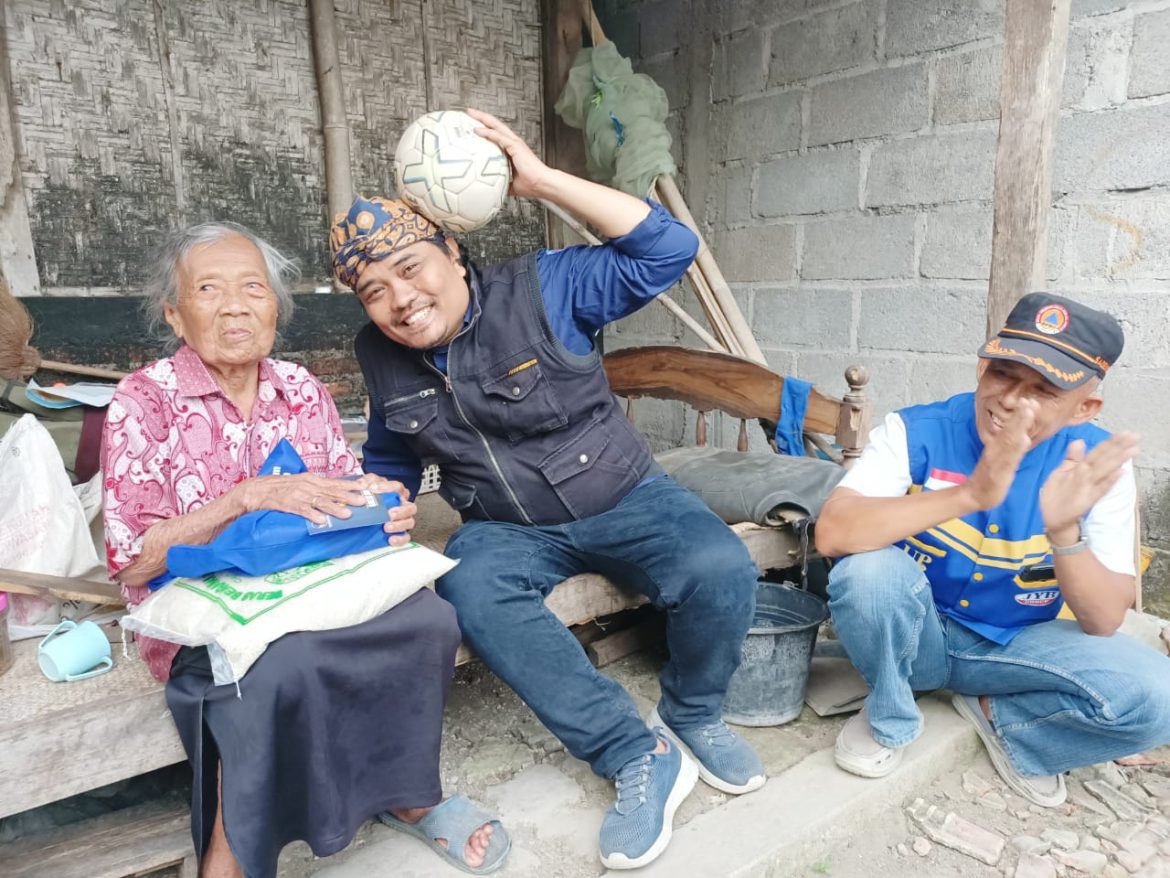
left=424, top=355, right=534, bottom=526
left=384, top=387, right=438, bottom=408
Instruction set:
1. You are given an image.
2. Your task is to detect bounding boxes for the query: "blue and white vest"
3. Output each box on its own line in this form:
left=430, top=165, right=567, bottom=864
left=895, top=392, right=1107, bottom=644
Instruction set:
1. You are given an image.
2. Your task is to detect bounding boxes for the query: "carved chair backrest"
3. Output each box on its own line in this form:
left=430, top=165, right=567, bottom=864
left=602, top=346, right=872, bottom=467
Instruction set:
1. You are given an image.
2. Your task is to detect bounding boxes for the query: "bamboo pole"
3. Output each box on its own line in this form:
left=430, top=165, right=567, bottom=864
left=540, top=199, right=727, bottom=353
left=39, top=360, right=127, bottom=381
left=310, top=0, right=354, bottom=292
left=579, top=5, right=764, bottom=365
left=654, top=176, right=765, bottom=364
left=684, top=262, right=742, bottom=355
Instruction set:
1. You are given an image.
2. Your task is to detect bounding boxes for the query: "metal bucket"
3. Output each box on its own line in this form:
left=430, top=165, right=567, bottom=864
left=722, top=582, right=829, bottom=727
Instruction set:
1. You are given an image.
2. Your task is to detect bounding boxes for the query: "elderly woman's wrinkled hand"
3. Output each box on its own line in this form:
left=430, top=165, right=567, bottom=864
left=238, top=473, right=374, bottom=526
left=351, top=473, right=417, bottom=546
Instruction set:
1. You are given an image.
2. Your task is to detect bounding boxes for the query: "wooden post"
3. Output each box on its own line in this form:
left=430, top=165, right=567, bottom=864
left=540, top=0, right=590, bottom=249
left=310, top=0, right=355, bottom=282
left=986, top=0, right=1071, bottom=336
left=0, top=5, right=40, bottom=296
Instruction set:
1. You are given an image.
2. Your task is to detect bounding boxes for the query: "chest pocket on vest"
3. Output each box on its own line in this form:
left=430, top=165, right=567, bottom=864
left=478, top=361, right=568, bottom=442
left=382, top=389, right=448, bottom=460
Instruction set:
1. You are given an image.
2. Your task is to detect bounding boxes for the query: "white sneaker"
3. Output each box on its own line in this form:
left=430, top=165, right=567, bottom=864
left=834, top=707, right=904, bottom=778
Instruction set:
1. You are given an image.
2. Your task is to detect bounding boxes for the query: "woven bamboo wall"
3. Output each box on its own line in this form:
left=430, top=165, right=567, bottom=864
left=1, top=0, right=545, bottom=295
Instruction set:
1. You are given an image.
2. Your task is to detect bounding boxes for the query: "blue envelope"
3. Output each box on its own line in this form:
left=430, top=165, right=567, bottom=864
left=149, top=439, right=400, bottom=589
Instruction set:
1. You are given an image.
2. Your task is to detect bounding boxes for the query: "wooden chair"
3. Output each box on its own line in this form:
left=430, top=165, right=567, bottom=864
left=603, top=345, right=871, bottom=463
left=601, top=345, right=871, bottom=572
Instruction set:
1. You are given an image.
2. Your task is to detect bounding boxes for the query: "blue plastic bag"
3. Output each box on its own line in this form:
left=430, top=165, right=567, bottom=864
left=149, top=440, right=400, bottom=588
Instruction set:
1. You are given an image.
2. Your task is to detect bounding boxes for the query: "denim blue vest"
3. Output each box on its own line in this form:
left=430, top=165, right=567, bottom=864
left=355, top=253, right=656, bottom=526
left=896, top=392, right=1108, bottom=644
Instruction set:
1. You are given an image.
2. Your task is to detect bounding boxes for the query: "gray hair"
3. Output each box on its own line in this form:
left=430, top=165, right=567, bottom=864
left=143, top=222, right=299, bottom=353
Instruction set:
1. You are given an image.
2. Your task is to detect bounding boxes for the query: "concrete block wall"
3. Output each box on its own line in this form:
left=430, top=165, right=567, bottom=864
left=1, top=0, right=544, bottom=295
left=604, top=0, right=1170, bottom=612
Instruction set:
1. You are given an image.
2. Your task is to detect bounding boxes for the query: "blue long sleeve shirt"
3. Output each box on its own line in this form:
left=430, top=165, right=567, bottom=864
left=361, top=200, right=698, bottom=497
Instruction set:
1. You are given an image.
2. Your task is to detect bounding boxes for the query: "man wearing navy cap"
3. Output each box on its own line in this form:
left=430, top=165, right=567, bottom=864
left=815, top=293, right=1170, bottom=805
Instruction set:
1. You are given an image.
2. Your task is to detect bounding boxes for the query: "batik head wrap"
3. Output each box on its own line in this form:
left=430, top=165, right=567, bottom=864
left=330, top=196, right=443, bottom=290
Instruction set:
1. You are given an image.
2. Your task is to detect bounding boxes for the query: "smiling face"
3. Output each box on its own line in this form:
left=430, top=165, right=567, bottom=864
left=164, top=233, right=278, bottom=370
left=354, top=237, right=469, bottom=349
left=974, top=358, right=1102, bottom=447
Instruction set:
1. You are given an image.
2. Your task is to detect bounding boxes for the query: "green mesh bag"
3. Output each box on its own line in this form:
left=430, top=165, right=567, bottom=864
left=554, top=41, right=677, bottom=197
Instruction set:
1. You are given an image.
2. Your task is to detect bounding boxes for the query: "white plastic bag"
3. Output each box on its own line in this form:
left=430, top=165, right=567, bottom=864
left=122, top=544, right=458, bottom=686
left=0, top=415, right=102, bottom=630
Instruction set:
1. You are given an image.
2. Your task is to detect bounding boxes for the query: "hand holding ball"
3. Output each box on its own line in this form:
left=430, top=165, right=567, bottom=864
left=395, top=110, right=511, bottom=234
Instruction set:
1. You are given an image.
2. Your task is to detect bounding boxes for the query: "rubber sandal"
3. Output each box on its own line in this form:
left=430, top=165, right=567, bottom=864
left=377, top=794, right=512, bottom=875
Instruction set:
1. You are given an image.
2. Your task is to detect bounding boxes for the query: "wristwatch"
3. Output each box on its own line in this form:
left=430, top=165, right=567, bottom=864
left=1047, top=529, right=1089, bottom=556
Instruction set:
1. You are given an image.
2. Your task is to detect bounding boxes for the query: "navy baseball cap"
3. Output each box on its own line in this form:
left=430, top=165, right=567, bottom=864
left=978, top=293, right=1124, bottom=390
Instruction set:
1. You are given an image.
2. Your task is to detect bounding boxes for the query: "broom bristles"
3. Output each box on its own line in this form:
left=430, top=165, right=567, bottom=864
left=0, top=274, right=41, bottom=380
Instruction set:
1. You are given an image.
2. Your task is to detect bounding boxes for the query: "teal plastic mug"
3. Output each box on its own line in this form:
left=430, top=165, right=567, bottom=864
left=37, top=620, right=113, bottom=682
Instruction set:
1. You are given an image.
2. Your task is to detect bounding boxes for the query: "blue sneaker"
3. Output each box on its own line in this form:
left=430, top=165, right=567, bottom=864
left=599, top=735, right=698, bottom=870
left=650, top=706, right=766, bottom=795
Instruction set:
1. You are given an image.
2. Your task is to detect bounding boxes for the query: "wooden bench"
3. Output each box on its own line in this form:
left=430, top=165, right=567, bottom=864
left=0, top=346, right=870, bottom=847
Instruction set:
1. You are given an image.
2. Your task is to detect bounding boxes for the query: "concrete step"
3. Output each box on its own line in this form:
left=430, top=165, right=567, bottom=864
left=312, top=694, right=978, bottom=878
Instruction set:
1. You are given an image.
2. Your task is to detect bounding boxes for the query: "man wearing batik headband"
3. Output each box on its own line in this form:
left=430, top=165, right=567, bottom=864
left=331, top=108, right=765, bottom=870
left=816, top=292, right=1170, bottom=805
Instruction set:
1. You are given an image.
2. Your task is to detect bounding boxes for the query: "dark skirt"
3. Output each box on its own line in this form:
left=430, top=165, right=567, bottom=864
left=165, top=588, right=461, bottom=878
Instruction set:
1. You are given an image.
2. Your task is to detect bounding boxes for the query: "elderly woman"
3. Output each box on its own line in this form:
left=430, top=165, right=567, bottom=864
left=101, top=223, right=509, bottom=878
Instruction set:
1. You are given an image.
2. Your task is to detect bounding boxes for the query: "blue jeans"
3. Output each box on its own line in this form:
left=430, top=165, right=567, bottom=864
left=436, top=476, right=759, bottom=779
left=828, top=547, right=1170, bottom=776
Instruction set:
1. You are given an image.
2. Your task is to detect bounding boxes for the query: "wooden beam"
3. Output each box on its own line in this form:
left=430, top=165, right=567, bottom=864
left=0, top=568, right=125, bottom=606
left=987, top=0, right=1072, bottom=336
left=0, top=4, right=40, bottom=296
left=540, top=0, right=590, bottom=249
left=310, top=0, right=355, bottom=264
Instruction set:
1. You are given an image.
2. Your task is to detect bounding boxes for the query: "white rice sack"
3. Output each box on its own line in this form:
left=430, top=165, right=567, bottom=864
left=122, top=543, right=457, bottom=685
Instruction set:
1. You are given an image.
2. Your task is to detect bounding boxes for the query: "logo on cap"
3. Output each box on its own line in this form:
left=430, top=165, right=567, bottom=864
left=1035, top=304, right=1069, bottom=336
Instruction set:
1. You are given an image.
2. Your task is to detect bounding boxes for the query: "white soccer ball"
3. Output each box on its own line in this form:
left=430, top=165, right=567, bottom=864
left=394, top=110, right=512, bottom=234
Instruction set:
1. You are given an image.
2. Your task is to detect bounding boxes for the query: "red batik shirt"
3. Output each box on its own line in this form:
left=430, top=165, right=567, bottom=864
left=101, top=344, right=358, bottom=682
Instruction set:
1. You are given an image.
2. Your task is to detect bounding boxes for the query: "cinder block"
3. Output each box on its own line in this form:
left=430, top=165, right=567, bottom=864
left=886, top=0, right=1004, bottom=56
left=1050, top=194, right=1170, bottom=285
left=1129, top=9, right=1170, bottom=99
left=719, top=92, right=802, bottom=162
left=756, top=150, right=859, bottom=217
left=714, top=224, right=798, bottom=283
left=808, top=63, right=928, bottom=146
left=933, top=46, right=1002, bottom=126
left=793, top=350, right=913, bottom=418
left=857, top=286, right=986, bottom=355
left=866, top=130, right=997, bottom=208
left=714, top=29, right=768, bottom=100
left=907, top=356, right=979, bottom=406
left=1082, top=290, right=1170, bottom=370
left=802, top=214, right=917, bottom=280
left=610, top=290, right=683, bottom=342
left=638, top=0, right=686, bottom=58
left=720, top=165, right=755, bottom=224
left=1072, top=0, right=1126, bottom=19
left=1136, top=463, right=1170, bottom=548
left=752, top=286, right=854, bottom=349
left=767, top=2, right=876, bottom=86
left=602, top=9, right=640, bottom=62
left=1098, top=370, right=1170, bottom=469
left=1063, top=18, right=1130, bottom=110
left=1055, top=103, right=1170, bottom=194
left=715, top=0, right=837, bottom=37
left=636, top=53, right=688, bottom=113
left=921, top=205, right=993, bottom=281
